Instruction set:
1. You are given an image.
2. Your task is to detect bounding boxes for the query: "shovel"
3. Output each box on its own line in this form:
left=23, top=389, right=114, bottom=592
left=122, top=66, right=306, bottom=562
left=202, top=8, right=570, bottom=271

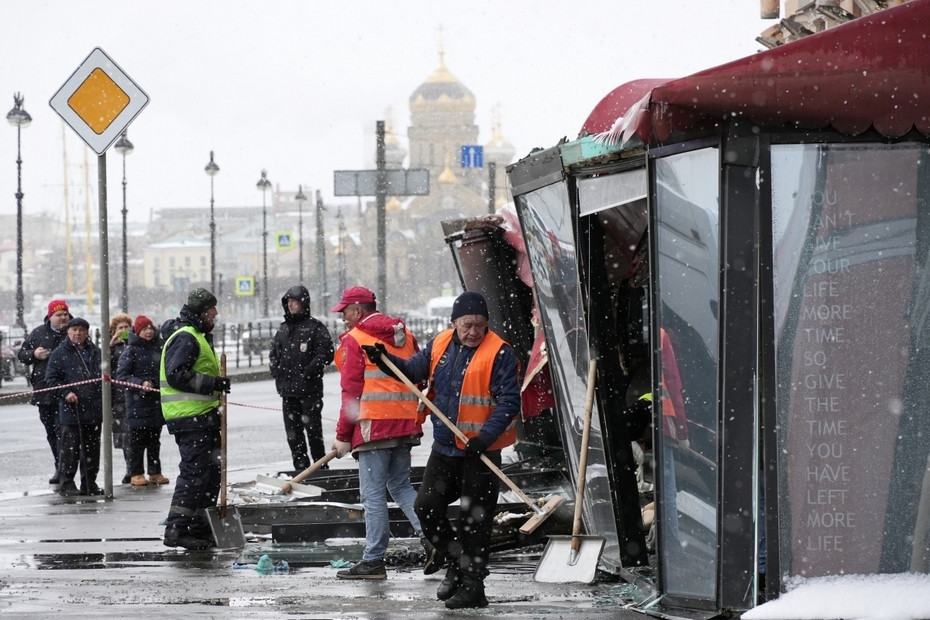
left=378, top=355, right=564, bottom=534
left=205, top=354, right=247, bottom=550
left=254, top=449, right=337, bottom=496
left=534, top=359, right=605, bottom=583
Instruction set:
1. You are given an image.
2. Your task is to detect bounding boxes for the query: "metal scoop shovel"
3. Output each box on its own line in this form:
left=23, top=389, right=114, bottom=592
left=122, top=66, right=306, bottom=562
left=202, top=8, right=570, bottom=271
left=205, top=354, right=247, bottom=550
left=534, top=359, right=605, bottom=583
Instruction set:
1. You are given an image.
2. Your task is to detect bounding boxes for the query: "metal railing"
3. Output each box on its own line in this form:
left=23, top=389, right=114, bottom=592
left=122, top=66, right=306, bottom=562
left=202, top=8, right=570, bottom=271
left=214, top=316, right=448, bottom=369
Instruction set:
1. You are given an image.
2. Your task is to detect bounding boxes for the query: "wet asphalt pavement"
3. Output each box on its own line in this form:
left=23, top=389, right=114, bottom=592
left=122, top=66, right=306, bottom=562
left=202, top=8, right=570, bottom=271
left=0, top=373, right=646, bottom=618
left=0, top=485, right=645, bottom=618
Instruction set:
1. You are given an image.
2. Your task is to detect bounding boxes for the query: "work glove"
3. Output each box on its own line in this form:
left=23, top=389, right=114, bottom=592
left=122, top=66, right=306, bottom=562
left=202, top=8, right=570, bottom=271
left=362, top=343, right=399, bottom=381
left=214, top=377, right=232, bottom=394
left=361, top=343, right=387, bottom=363
left=677, top=438, right=690, bottom=454
left=464, top=435, right=490, bottom=458
left=332, top=440, right=352, bottom=459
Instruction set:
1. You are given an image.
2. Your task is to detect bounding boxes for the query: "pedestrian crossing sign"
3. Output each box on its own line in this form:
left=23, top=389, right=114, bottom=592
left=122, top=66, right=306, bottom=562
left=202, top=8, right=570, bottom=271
left=235, top=276, right=255, bottom=296
left=275, top=232, right=294, bottom=251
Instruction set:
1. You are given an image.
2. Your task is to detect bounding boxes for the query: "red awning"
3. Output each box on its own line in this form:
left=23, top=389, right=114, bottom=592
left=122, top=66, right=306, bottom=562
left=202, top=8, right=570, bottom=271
left=590, top=0, right=930, bottom=145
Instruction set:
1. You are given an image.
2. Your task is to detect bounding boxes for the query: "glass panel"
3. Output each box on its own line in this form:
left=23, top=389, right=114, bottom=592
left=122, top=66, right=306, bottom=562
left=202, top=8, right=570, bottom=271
left=771, top=143, right=930, bottom=580
left=515, top=182, right=623, bottom=566
left=578, top=169, right=648, bottom=216
left=654, top=147, right=720, bottom=600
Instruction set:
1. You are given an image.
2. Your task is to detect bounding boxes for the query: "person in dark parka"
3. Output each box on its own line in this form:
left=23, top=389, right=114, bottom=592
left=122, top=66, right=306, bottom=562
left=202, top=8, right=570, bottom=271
left=44, top=317, right=103, bottom=497
left=117, top=315, right=167, bottom=487
left=18, top=299, right=72, bottom=484
left=269, top=284, right=334, bottom=470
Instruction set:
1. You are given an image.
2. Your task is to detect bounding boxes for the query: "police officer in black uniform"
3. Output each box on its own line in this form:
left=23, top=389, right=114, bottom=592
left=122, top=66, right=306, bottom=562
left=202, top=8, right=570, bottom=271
left=269, top=284, right=334, bottom=470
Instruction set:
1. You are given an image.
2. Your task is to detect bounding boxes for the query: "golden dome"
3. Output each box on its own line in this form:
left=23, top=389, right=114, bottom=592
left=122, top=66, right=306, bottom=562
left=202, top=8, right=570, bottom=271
left=386, top=197, right=403, bottom=212
left=437, top=165, right=458, bottom=185
left=410, top=51, right=475, bottom=113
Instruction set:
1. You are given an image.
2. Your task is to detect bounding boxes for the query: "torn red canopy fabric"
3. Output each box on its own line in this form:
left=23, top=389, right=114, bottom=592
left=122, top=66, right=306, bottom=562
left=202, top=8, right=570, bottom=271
left=592, top=0, right=930, bottom=145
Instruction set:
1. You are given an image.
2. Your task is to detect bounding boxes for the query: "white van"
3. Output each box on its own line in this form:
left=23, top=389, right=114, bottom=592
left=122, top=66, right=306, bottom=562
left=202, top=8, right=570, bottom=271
left=425, top=296, right=456, bottom=320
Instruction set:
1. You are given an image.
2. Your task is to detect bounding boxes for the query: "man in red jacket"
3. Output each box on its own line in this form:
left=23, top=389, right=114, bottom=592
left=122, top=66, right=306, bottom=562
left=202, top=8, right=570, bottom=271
left=330, top=286, right=428, bottom=580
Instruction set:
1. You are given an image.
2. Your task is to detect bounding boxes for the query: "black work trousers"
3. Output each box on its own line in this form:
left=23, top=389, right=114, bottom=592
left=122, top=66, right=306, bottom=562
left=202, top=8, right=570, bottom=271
left=414, top=450, right=502, bottom=581
left=165, top=427, right=221, bottom=539
left=37, top=402, right=61, bottom=470
left=282, top=396, right=326, bottom=470
left=129, top=426, right=163, bottom=476
left=58, top=423, right=101, bottom=487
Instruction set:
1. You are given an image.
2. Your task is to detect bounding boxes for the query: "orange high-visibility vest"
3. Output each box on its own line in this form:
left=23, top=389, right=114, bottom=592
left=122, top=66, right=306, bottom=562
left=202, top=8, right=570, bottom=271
left=429, top=329, right=517, bottom=451
left=335, top=327, right=419, bottom=420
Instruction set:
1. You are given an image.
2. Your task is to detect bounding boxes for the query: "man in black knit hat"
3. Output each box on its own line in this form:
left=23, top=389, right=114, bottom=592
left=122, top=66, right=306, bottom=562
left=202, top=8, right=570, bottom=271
left=160, top=287, right=231, bottom=550
left=364, top=290, right=521, bottom=609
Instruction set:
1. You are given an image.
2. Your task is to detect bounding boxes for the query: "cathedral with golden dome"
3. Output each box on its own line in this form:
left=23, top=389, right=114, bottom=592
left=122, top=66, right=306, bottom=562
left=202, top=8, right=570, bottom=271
left=353, top=49, right=516, bottom=313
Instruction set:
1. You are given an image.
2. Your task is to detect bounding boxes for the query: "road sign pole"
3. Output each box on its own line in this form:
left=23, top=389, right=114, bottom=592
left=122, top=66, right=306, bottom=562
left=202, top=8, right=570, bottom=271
left=376, top=120, right=387, bottom=313
left=97, top=152, right=113, bottom=498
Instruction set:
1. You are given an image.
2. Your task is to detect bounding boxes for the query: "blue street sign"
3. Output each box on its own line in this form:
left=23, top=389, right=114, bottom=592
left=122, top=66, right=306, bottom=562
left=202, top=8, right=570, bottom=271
left=461, top=145, right=483, bottom=168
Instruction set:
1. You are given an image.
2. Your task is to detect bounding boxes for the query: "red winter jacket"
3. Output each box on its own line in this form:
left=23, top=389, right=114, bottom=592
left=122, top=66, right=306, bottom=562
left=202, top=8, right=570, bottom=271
left=334, top=312, right=423, bottom=450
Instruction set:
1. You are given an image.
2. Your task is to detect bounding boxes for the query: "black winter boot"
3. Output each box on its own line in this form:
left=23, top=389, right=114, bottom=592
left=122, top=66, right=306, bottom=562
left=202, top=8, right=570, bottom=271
left=436, top=564, right=462, bottom=601
left=444, top=575, right=488, bottom=609
left=337, top=558, right=387, bottom=580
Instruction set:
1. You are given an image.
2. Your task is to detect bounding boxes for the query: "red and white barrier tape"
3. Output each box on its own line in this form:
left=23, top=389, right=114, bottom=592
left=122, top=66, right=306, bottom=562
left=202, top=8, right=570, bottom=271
left=0, top=376, right=338, bottom=422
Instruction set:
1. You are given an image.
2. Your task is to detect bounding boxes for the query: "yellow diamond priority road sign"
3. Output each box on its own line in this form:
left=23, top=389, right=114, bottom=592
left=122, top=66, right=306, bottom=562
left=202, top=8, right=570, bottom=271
left=50, top=48, right=149, bottom=155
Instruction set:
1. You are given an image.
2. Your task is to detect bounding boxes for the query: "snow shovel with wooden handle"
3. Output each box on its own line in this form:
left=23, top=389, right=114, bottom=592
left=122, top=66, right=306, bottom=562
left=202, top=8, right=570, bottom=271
left=254, top=449, right=337, bottom=496
left=205, top=354, right=246, bottom=549
left=534, top=359, right=605, bottom=583
left=378, top=354, right=564, bottom=534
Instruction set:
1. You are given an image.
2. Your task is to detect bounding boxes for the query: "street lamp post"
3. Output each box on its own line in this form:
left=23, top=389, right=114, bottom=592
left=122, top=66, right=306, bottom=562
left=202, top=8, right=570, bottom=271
left=205, top=152, right=219, bottom=292
left=295, top=185, right=306, bottom=285
left=114, top=131, right=133, bottom=313
left=315, top=189, right=327, bottom=316
left=6, top=93, right=31, bottom=332
left=256, top=170, right=271, bottom=317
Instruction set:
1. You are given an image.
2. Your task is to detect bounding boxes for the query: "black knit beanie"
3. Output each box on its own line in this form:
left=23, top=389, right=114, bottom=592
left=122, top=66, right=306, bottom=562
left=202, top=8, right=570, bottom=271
left=450, top=291, right=489, bottom=321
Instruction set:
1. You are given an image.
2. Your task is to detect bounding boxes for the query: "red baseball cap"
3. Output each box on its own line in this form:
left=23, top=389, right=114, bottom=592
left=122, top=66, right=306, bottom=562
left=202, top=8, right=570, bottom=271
left=331, top=286, right=377, bottom=312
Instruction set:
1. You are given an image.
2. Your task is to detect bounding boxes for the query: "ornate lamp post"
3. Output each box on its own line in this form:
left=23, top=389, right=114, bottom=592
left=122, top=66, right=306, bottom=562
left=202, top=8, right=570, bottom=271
left=205, top=152, right=219, bottom=292
left=295, top=185, right=306, bottom=285
left=114, top=131, right=133, bottom=312
left=256, top=170, right=271, bottom=316
left=6, top=93, right=31, bottom=331
left=315, top=189, right=327, bottom=316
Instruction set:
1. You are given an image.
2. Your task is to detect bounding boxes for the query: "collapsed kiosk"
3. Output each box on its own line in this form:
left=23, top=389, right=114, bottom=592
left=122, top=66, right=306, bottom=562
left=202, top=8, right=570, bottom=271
left=492, top=1, right=930, bottom=616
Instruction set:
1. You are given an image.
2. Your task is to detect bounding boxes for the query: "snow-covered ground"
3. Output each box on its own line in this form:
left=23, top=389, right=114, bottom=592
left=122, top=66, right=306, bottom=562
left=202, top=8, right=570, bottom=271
left=743, top=573, right=930, bottom=620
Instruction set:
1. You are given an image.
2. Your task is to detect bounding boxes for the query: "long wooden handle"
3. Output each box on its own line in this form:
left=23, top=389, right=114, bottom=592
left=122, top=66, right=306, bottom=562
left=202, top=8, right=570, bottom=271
left=281, top=449, right=339, bottom=494
left=219, top=354, right=228, bottom=513
left=379, top=354, right=541, bottom=513
left=572, top=359, right=597, bottom=541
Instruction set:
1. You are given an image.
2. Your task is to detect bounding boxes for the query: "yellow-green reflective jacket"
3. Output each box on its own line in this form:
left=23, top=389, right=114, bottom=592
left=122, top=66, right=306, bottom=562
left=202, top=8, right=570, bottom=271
left=159, top=326, right=220, bottom=421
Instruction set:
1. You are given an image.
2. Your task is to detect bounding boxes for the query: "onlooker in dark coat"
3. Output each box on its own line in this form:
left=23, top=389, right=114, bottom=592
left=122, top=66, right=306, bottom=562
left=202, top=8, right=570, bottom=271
left=117, top=315, right=167, bottom=487
left=269, top=284, right=334, bottom=470
left=108, top=313, right=133, bottom=483
left=45, top=317, right=104, bottom=497
left=18, top=299, right=72, bottom=484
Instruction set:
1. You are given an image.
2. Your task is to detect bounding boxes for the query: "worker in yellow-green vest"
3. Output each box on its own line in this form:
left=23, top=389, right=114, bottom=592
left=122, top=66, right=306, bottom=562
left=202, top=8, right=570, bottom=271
left=159, top=288, right=232, bottom=551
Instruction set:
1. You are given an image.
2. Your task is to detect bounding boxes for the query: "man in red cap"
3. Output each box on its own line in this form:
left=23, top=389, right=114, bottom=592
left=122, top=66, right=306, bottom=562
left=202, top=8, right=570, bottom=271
left=329, top=286, right=429, bottom=581
left=18, top=299, right=72, bottom=485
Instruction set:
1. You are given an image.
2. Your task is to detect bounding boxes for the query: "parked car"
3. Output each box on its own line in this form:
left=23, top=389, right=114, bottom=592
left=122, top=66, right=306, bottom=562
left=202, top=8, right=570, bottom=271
left=0, top=327, right=26, bottom=382
left=239, top=318, right=279, bottom=355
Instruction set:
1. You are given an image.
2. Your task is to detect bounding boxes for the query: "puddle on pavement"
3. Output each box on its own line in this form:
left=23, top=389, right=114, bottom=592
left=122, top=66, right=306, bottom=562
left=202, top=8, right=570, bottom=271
left=30, top=550, right=240, bottom=569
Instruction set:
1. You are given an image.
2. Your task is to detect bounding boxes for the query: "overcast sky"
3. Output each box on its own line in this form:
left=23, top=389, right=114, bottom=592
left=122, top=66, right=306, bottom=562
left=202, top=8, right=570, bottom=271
left=0, top=0, right=770, bottom=223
